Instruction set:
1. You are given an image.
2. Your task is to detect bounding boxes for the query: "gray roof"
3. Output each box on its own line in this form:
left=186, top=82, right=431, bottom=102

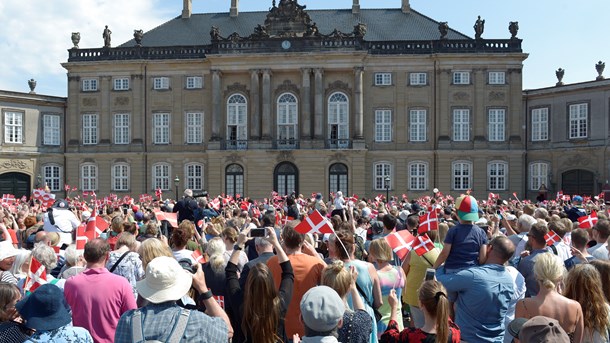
left=119, top=8, right=471, bottom=48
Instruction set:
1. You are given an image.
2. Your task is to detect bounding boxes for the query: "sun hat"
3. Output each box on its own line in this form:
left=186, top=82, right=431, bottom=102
left=507, top=317, right=528, bottom=339
left=300, top=286, right=345, bottom=333
left=0, top=241, right=19, bottom=261
left=519, top=316, right=569, bottom=343
left=136, top=256, right=192, bottom=303
left=16, top=284, right=71, bottom=331
left=455, top=195, right=479, bottom=222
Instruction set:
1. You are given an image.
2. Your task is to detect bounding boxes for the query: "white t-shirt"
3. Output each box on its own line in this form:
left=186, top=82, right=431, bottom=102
left=334, top=197, right=345, bottom=210
left=43, top=209, right=81, bottom=245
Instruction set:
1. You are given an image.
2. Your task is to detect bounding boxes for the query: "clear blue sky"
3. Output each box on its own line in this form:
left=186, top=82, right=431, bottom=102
left=0, top=0, right=607, bottom=96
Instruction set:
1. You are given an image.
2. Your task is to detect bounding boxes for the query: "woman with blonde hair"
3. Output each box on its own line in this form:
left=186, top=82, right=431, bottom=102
left=564, top=264, right=610, bottom=343
left=515, top=252, right=583, bottom=342
left=222, top=227, right=248, bottom=272
left=322, top=260, right=372, bottom=343
left=369, top=238, right=405, bottom=336
left=137, top=238, right=172, bottom=269
left=381, top=280, right=460, bottom=342
left=202, top=237, right=229, bottom=310
left=591, top=260, right=610, bottom=303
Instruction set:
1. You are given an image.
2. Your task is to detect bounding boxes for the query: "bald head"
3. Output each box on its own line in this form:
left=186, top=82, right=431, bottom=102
left=34, top=231, right=48, bottom=244
left=489, top=236, right=515, bottom=263
left=83, top=238, right=110, bottom=264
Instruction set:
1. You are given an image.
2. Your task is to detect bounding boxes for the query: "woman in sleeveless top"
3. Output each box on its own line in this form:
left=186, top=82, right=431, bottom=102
left=515, top=253, right=583, bottom=342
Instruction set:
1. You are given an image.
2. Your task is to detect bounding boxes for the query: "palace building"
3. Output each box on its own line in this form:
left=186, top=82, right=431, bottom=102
left=4, top=0, right=533, bottom=200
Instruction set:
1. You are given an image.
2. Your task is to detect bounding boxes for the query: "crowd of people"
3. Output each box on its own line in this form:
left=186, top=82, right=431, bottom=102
left=0, top=188, right=609, bottom=342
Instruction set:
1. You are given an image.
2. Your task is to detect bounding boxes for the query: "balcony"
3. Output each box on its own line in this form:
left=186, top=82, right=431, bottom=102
left=326, top=139, right=351, bottom=149
left=67, top=46, right=208, bottom=62
left=275, top=139, right=299, bottom=150
left=224, top=140, right=248, bottom=150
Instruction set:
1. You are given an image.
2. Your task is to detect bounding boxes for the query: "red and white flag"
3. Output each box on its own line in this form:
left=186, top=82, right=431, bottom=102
left=86, top=209, right=109, bottom=240
left=154, top=210, right=178, bottom=228
left=191, top=250, right=205, bottom=264
left=295, top=210, right=334, bottom=235
left=75, top=224, right=88, bottom=252
left=1, top=194, right=15, bottom=204
left=418, top=211, right=438, bottom=234
left=578, top=211, right=598, bottom=229
left=413, top=234, right=436, bottom=256
left=544, top=230, right=561, bottom=246
left=384, top=230, right=416, bottom=260
left=155, top=188, right=163, bottom=199
left=24, top=257, right=47, bottom=293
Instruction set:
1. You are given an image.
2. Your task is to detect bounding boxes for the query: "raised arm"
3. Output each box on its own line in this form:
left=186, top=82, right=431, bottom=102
left=193, top=266, right=234, bottom=338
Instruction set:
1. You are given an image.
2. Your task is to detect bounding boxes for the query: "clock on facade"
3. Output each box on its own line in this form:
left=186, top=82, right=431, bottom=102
left=281, top=40, right=291, bottom=50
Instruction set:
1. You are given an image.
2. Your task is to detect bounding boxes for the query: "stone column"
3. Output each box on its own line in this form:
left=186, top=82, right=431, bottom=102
left=262, top=69, right=272, bottom=139
left=301, top=68, right=312, bottom=139
left=314, top=68, right=324, bottom=139
left=211, top=70, right=222, bottom=140
left=354, top=67, right=364, bottom=139
left=250, top=70, right=260, bottom=139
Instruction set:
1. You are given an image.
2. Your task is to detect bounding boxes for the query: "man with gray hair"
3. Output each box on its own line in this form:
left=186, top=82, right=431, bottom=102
left=506, top=214, right=537, bottom=263
left=173, top=189, right=198, bottom=224
left=239, top=236, right=275, bottom=287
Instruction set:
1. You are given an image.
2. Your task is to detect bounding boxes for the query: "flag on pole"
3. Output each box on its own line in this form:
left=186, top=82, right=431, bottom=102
left=418, top=211, right=438, bottom=234
left=384, top=230, right=416, bottom=260
left=413, top=234, right=436, bottom=256
left=86, top=209, right=109, bottom=240
left=578, top=211, right=598, bottom=229
left=24, top=257, right=47, bottom=293
left=544, top=230, right=562, bottom=246
left=154, top=210, right=178, bottom=228
left=295, top=210, right=334, bottom=235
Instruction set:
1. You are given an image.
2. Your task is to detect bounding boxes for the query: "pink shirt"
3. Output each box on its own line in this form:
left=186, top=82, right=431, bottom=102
left=64, top=268, right=136, bottom=343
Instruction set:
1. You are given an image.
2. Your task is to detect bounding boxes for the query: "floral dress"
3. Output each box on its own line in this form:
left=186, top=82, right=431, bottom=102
left=24, top=324, right=93, bottom=343
left=106, top=251, right=144, bottom=300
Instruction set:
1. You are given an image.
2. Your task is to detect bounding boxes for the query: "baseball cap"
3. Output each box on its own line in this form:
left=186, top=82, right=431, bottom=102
left=573, top=195, right=583, bottom=203
left=455, top=195, right=479, bottom=222
left=519, top=316, right=569, bottom=343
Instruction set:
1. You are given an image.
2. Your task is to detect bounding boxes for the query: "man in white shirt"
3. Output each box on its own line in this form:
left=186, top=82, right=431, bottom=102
left=43, top=199, right=81, bottom=246
left=588, top=219, right=610, bottom=260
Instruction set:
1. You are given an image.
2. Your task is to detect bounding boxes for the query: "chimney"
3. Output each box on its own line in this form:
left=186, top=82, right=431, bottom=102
left=401, top=0, right=410, bottom=13
left=352, top=0, right=360, bottom=14
left=182, top=0, right=192, bottom=19
left=230, top=0, right=239, bottom=17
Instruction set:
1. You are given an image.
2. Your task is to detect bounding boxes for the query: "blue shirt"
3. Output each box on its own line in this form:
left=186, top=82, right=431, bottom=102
left=517, top=249, right=549, bottom=297
left=437, top=264, right=514, bottom=343
left=444, top=223, right=488, bottom=270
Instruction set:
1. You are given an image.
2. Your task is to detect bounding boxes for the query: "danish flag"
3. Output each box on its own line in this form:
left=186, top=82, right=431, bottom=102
left=86, top=209, right=109, bottom=239
left=154, top=210, right=178, bottom=228
left=139, top=194, right=153, bottom=203
left=24, top=257, right=47, bottom=293
left=413, top=234, right=436, bottom=256
left=578, top=211, right=598, bottom=229
left=75, top=224, right=88, bottom=252
left=295, top=210, right=334, bottom=235
left=155, top=188, right=163, bottom=199
left=418, top=211, right=438, bottom=234
left=1, top=194, right=15, bottom=204
left=385, top=230, right=416, bottom=260
left=544, top=230, right=562, bottom=246
left=191, top=250, right=205, bottom=264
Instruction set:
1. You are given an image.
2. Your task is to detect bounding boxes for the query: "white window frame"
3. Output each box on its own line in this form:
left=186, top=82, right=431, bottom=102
left=408, top=161, right=428, bottom=191
left=488, top=161, right=508, bottom=191
left=186, top=76, right=203, bottom=89
left=374, top=73, right=392, bottom=86
left=452, top=109, right=470, bottom=141
left=488, top=109, right=506, bottom=142
left=227, top=94, right=248, bottom=149
left=186, top=112, right=203, bottom=144
left=277, top=93, right=298, bottom=146
left=373, top=162, right=392, bottom=191
left=328, top=92, right=349, bottom=148
left=452, top=71, right=470, bottom=85
left=452, top=161, right=472, bottom=190
left=488, top=71, right=506, bottom=85
left=374, top=109, right=392, bottom=142
left=4, top=111, right=23, bottom=144
left=112, top=163, right=130, bottom=191
left=153, top=113, right=170, bottom=144
left=42, top=164, right=62, bottom=192
left=185, top=163, right=204, bottom=191
left=82, top=78, right=98, bottom=92
left=114, top=113, right=130, bottom=145
left=530, top=162, right=549, bottom=191
left=532, top=107, right=549, bottom=141
left=81, top=164, right=97, bottom=191
left=409, top=109, right=427, bottom=142
left=152, top=163, right=171, bottom=191
left=113, top=77, right=130, bottom=91
left=569, top=103, right=588, bottom=139
left=153, top=77, right=170, bottom=90
left=82, top=114, right=98, bottom=145
left=409, top=72, right=427, bottom=86
left=43, top=114, right=61, bottom=146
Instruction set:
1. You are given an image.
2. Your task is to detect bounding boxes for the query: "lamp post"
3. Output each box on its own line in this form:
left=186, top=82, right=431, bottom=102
left=385, top=176, right=390, bottom=201
left=174, top=175, right=180, bottom=199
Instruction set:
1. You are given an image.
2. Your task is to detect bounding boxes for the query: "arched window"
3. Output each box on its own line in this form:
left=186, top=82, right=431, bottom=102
left=373, top=162, right=392, bottom=190
left=112, top=163, right=130, bottom=191
left=42, top=164, right=62, bottom=192
left=274, top=162, right=298, bottom=196
left=328, top=92, right=349, bottom=148
left=227, top=94, right=247, bottom=150
left=152, top=163, right=171, bottom=190
left=408, top=161, right=428, bottom=191
left=329, top=163, right=348, bottom=195
left=81, top=163, right=98, bottom=191
left=225, top=164, right=244, bottom=197
left=488, top=161, right=508, bottom=191
left=530, top=162, right=549, bottom=191
left=185, top=163, right=204, bottom=191
left=452, top=161, right=472, bottom=190
left=277, top=93, right=298, bottom=148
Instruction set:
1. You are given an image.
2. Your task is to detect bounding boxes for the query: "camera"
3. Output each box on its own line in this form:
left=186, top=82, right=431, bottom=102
left=425, top=268, right=435, bottom=281
left=250, top=228, right=266, bottom=237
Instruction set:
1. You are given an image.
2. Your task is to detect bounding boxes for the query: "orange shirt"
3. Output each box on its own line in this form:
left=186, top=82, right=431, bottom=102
left=266, top=253, right=326, bottom=338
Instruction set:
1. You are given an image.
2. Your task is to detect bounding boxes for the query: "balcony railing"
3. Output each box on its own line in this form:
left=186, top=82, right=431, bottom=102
left=275, top=139, right=299, bottom=150
left=326, top=139, right=351, bottom=149
left=67, top=46, right=208, bottom=62
left=224, top=140, right=248, bottom=150
left=367, top=39, right=522, bottom=54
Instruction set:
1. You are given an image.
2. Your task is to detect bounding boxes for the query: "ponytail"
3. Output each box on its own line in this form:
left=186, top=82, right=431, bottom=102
left=418, top=280, right=451, bottom=343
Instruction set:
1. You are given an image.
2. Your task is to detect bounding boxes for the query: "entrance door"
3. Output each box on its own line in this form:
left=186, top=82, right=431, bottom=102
left=562, top=169, right=595, bottom=196
left=0, top=172, right=31, bottom=198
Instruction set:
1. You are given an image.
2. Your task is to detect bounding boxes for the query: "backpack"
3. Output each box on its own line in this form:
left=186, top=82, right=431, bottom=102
left=131, top=308, right=190, bottom=343
left=353, top=234, right=367, bottom=261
